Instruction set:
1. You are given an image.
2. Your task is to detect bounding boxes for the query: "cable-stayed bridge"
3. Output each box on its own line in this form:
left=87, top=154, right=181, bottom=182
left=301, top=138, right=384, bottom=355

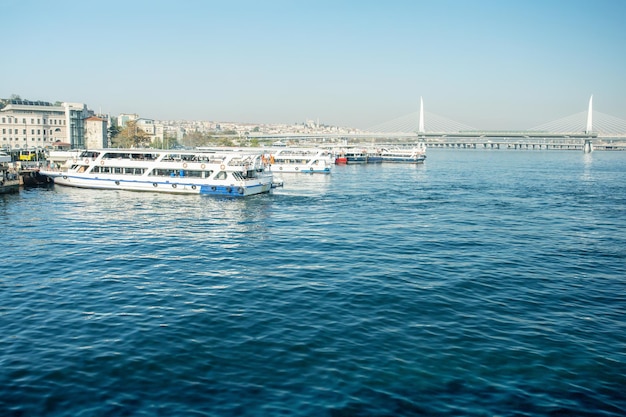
left=529, top=110, right=626, bottom=137
left=361, top=96, right=626, bottom=150
left=248, top=97, right=625, bottom=150
left=366, top=108, right=626, bottom=138
left=367, top=110, right=477, bottom=134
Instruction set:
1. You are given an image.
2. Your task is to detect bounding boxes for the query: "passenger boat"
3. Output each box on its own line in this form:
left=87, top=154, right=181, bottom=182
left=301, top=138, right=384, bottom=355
left=380, top=146, right=426, bottom=163
left=0, top=151, right=20, bottom=194
left=343, top=148, right=368, bottom=164
left=335, top=148, right=383, bottom=164
left=366, top=148, right=383, bottom=163
left=265, top=148, right=334, bottom=174
left=39, top=149, right=278, bottom=196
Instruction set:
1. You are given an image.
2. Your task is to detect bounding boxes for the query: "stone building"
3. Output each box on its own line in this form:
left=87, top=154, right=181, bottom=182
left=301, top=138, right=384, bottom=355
left=84, top=116, right=108, bottom=149
left=0, top=99, right=103, bottom=150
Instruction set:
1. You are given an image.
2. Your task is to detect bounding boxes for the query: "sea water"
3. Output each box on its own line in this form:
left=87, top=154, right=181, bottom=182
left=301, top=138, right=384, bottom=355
left=1, top=149, right=625, bottom=416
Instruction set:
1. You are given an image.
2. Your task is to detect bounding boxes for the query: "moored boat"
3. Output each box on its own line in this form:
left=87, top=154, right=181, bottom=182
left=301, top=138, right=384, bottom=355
left=343, top=148, right=368, bottom=164
left=39, top=149, right=278, bottom=197
left=366, top=148, right=383, bottom=163
left=265, top=148, right=334, bottom=174
left=380, top=145, right=426, bottom=163
left=0, top=151, right=20, bottom=194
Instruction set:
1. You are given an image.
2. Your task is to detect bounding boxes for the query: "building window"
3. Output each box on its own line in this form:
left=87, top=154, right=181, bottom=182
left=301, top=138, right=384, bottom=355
left=31, top=129, right=34, bottom=135
left=22, top=118, right=26, bottom=124
left=31, top=119, right=34, bottom=124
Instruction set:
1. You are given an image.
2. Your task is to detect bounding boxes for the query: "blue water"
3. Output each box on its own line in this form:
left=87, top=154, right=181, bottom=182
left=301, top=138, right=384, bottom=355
left=1, top=150, right=625, bottom=416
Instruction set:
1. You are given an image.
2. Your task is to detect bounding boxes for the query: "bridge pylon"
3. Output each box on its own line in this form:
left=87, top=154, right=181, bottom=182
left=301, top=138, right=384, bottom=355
left=584, top=95, right=593, bottom=153
left=586, top=95, right=593, bottom=135
left=418, top=97, right=425, bottom=134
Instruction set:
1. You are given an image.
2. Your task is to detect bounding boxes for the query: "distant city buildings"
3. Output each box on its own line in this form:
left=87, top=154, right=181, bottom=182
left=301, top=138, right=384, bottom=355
left=1, top=96, right=359, bottom=150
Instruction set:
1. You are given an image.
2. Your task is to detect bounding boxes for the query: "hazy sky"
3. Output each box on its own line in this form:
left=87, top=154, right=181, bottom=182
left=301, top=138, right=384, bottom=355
left=2, top=0, right=625, bottom=130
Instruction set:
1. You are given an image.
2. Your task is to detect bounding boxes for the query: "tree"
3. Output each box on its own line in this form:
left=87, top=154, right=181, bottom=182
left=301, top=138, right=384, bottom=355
left=108, top=124, right=121, bottom=143
left=111, top=120, right=150, bottom=148
left=111, top=132, right=133, bottom=148
left=152, top=134, right=179, bottom=149
left=181, top=131, right=211, bottom=148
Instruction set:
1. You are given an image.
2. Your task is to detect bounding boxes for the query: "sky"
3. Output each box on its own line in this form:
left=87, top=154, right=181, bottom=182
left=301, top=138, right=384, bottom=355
left=2, top=0, right=626, bottom=130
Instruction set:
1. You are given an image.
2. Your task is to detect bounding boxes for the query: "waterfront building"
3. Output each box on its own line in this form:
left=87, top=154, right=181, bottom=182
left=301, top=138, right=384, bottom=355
left=136, top=118, right=165, bottom=143
left=84, top=116, right=108, bottom=149
left=117, top=113, right=138, bottom=127
left=0, top=99, right=99, bottom=150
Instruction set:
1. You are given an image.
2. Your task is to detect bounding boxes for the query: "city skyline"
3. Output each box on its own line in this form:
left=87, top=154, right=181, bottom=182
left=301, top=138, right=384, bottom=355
left=2, top=0, right=625, bottom=131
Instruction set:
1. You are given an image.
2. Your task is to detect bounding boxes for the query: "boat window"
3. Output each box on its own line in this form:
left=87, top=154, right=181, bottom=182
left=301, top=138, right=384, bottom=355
left=162, top=153, right=182, bottom=161
left=148, top=168, right=211, bottom=178
left=80, top=151, right=100, bottom=159
left=232, top=172, right=245, bottom=181
left=184, top=170, right=209, bottom=178
left=196, top=155, right=213, bottom=162
left=101, top=152, right=120, bottom=160
left=149, top=168, right=179, bottom=177
left=129, top=153, right=155, bottom=160
left=92, top=166, right=113, bottom=174
left=122, top=167, right=145, bottom=175
left=215, top=171, right=228, bottom=180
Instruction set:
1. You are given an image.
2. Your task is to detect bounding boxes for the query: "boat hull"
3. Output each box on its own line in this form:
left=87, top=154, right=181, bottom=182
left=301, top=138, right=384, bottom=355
left=381, top=156, right=426, bottom=164
left=346, top=156, right=367, bottom=164
left=0, top=181, right=20, bottom=194
left=268, top=165, right=331, bottom=174
left=41, top=172, right=273, bottom=197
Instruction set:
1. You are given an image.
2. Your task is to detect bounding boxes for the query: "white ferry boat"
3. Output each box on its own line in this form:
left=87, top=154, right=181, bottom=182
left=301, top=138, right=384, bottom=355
left=380, top=145, right=426, bottom=163
left=39, top=149, right=277, bottom=196
left=265, top=148, right=334, bottom=174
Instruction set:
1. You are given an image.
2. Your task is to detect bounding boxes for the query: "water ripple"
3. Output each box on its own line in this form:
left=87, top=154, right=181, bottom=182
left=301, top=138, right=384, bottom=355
left=1, top=151, right=626, bottom=416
